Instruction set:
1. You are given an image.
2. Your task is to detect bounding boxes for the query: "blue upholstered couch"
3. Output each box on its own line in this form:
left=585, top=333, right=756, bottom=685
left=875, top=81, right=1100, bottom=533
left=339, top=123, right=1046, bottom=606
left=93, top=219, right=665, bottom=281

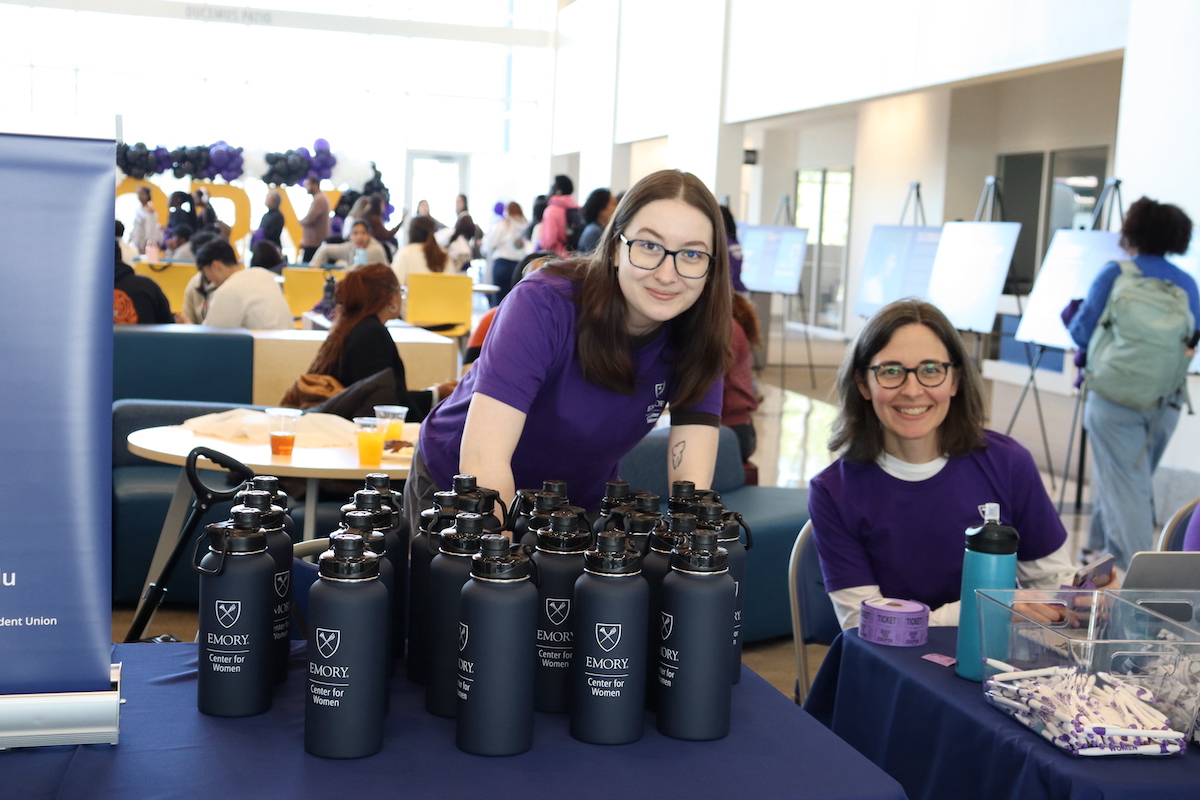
left=111, top=399, right=344, bottom=605
left=617, top=426, right=808, bottom=643
left=113, top=325, right=254, bottom=404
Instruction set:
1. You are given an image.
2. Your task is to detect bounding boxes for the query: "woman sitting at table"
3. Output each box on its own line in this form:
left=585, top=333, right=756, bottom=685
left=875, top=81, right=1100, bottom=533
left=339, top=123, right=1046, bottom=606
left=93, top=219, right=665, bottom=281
left=391, top=215, right=448, bottom=290
left=285, top=263, right=451, bottom=419
left=808, top=299, right=1079, bottom=630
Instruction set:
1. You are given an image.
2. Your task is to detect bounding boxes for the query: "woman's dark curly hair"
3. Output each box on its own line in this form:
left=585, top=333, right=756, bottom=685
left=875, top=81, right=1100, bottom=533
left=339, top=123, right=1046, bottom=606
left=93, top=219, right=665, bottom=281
left=1121, top=196, right=1193, bottom=257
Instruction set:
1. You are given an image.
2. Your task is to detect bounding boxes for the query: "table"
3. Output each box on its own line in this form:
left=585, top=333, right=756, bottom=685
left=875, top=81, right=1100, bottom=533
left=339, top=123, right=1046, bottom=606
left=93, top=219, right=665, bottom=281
left=804, top=627, right=1200, bottom=800
left=1, top=643, right=907, bottom=800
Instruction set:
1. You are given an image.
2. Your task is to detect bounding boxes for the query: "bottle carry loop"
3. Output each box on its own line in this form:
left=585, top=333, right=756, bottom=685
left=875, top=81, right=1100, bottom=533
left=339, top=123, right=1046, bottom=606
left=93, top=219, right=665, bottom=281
left=192, top=526, right=230, bottom=576
left=724, top=511, right=753, bottom=549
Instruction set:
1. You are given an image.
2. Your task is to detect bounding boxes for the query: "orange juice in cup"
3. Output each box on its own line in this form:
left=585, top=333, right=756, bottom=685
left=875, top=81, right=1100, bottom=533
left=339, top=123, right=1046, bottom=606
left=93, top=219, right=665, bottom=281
left=265, top=407, right=303, bottom=457
left=353, top=417, right=386, bottom=467
left=373, top=405, right=409, bottom=448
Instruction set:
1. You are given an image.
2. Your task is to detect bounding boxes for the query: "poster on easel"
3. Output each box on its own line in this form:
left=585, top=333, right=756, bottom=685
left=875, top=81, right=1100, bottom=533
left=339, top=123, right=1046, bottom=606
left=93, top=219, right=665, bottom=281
left=927, top=221, right=1021, bottom=333
left=1014, top=229, right=1125, bottom=351
left=738, top=224, right=810, bottom=295
left=854, top=225, right=942, bottom=318
left=0, top=127, right=115, bottom=694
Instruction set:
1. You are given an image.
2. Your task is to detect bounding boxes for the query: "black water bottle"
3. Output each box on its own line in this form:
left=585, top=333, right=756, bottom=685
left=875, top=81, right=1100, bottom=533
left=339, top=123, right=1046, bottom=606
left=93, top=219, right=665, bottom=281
left=657, top=530, right=735, bottom=740
left=625, top=494, right=665, bottom=555
left=195, top=510, right=274, bottom=717
left=457, top=535, right=537, bottom=756
left=644, top=513, right=693, bottom=710
left=571, top=531, right=648, bottom=744
left=231, top=490, right=293, bottom=685
left=365, top=473, right=409, bottom=656
left=305, top=531, right=388, bottom=759
left=408, top=490, right=460, bottom=684
left=668, top=480, right=698, bottom=516
left=531, top=510, right=590, bottom=713
left=697, top=501, right=753, bottom=684
left=515, top=490, right=565, bottom=547
left=247, top=475, right=296, bottom=539
left=541, top=478, right=569, bottom=502
left=426, top=512, right=484, bottom=717
left=452, top=474, right=505, bottom=532
left=592, top=480, right=632, bottom=534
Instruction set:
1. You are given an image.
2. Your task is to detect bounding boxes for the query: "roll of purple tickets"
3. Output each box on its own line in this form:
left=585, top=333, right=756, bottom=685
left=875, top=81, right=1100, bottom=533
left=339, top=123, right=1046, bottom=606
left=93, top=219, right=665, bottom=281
left=859, top=597, right=929, bottom=647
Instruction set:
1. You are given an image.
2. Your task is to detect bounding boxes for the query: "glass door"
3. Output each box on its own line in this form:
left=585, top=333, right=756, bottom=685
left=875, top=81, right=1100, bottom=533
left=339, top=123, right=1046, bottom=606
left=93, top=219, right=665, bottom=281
left=405, top=152, right=470, bottom=229
left=792, top=168, right=852, bottom=330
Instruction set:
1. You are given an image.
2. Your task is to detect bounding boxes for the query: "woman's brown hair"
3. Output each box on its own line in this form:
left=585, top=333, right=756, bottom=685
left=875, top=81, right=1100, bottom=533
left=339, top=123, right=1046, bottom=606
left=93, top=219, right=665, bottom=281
left=829, top=298, right=985, bottom=462
left=308, top=264, right=398, bottom=376
left=408, top=215, right=446, bottom=273
left=731, top=293, right=762, bottom=348
left=545, top=169, right=731, bottom=408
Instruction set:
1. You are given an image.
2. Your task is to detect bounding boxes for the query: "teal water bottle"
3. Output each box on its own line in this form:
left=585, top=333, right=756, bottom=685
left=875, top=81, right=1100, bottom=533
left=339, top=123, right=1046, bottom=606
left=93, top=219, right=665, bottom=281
left=955, top=503, right=1018, bottom=681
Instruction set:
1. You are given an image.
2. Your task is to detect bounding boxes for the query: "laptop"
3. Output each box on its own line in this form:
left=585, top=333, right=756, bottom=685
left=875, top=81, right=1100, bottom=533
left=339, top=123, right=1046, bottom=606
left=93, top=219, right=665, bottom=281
left=1121, top=551, right=1200, bottom=623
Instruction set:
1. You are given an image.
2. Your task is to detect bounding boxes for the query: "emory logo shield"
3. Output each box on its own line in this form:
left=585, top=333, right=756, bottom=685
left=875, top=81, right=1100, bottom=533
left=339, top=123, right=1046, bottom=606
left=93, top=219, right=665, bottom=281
left=546, top=598, right=570, bottom=627
left=660, top=612, right=674, bottom=640
left=459, top=622, right=469, bottom=651
left=655, top=382, right=666, bottom=398
left=274, top=571, right=290, bottom=597
left=216, top=600, right=241, bottom=629
left=316, top=628, right=340, bottom=659
left=597, top=623, right=621, bottom=652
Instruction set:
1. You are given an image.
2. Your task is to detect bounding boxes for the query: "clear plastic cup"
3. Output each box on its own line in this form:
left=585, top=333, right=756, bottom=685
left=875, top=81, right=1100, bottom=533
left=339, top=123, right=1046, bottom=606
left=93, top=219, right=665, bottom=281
left=265, top=407, right=303, bottom=456
left=353, top=416, right=386, bottom=467
left=373, top=405, right=409, bottom=444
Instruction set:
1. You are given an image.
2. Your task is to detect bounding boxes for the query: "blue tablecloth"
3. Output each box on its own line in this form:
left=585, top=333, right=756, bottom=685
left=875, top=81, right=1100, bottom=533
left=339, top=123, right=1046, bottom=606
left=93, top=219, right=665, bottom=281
left=804, top=627, right=1200, bottom=800
left=3, top=643, right=906, bottom=800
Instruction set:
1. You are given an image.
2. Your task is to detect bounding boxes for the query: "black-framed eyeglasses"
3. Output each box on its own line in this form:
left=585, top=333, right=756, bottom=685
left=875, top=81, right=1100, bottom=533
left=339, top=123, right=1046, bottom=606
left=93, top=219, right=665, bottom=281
left=619, top=234, right=712, bottom=280
left=866, top=361, right=956, bottom=389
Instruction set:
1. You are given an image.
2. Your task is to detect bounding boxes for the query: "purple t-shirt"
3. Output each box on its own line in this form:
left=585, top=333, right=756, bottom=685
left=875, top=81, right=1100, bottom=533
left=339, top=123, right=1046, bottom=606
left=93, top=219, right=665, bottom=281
left=418, top=270, right=723, bottom=510
left=807, top=430, right=1067, bottom=611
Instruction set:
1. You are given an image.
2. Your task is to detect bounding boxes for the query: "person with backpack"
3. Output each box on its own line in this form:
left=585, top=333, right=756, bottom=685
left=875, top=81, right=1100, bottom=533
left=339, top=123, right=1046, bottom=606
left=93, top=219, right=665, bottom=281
left=538, top=174, right=582, bottom=256
left=1065, top=196, right=1199, bottom=571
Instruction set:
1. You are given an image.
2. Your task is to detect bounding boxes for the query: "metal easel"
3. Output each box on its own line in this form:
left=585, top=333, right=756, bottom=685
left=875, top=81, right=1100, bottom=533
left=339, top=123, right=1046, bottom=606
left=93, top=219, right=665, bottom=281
left=973, top=175, right=1058, bottom=490
left=774, top=194, right=817, bottom=390
left=1056, top=178, right=1125, bottom=513
left=899, top=181, right=926, bottom=227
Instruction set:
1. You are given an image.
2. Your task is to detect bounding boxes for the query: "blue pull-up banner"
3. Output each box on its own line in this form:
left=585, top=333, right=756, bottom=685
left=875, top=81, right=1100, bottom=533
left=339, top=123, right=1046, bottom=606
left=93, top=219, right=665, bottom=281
left=0, top=130, right=115, bottom=694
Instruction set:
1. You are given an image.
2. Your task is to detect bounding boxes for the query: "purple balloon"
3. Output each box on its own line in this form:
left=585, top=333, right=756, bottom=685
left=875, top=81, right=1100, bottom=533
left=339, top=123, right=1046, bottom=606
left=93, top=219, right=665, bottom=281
left=211, top=149, right=229, bottom=168
left=314, top=138, right=330, bottom=152
left=494, top=201, right=505, bottom=216
left=297, top=146, right=311, bottom=158
left=319, top=167, right=332, bottom=180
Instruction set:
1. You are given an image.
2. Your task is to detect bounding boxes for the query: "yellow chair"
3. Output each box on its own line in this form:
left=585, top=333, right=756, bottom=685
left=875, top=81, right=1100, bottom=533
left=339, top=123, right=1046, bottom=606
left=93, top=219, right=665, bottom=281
left=133, top=262, right=195, bottom=314
left=404, top=273, right=473, bottom=340
left=282, top=266, right=344, bottom=323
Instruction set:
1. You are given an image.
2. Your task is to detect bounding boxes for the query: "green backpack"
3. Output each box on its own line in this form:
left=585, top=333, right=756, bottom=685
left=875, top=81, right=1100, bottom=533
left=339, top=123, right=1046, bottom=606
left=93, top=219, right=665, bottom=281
left=1086, top=260, right=1194, bottom=411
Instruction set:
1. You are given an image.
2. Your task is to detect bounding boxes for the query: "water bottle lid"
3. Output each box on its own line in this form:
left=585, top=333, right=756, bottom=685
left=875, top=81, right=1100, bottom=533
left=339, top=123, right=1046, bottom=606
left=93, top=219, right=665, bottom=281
left=250, top=475, right=289, bottom=510
left=453, top=474, right=478, bottom=493
left=208, top=515, right=267, bottom=553
left=343, top=509, right=373, bottom=531
left=584, top=532, right=641, bottom=574
left=604, top=480, right=630, bottom=500
left=533, top=491, right=564, bottom=512
left=364, top=473, right=391, bottom=492
left=534, top=510, right=591, bottom=552
left=633, top=492, right=660, bottom=512
left=965, top=521, right=1020, bottom=555
left=670, top=530, right=728, bottom=573
left=624, top=511, right=662, bottom=534
left=319, top=531, right=380, bottom=579
left=669, top=513, right=698, bottom=533
left=649, top=528, right=689, bottom=554
left=671, top=480, right=696, bottom=499
left=692, top=500, right=725, bottom=525
left=471, top=534, right=530, bottom=579
left=232, top=490, right=283, bottom=529
left=440, top=512, right=485, bottom=554
left=542, top=479, right=569, bottom=498
left=353, top=488, right=382, bottom=511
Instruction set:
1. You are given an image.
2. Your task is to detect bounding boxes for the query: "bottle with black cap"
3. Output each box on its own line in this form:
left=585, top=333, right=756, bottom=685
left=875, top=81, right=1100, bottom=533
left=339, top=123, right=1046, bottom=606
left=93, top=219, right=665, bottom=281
left=623, top=493, right=666, bottom=555
left=657, top=529, right=735, bottom=740
left=592, top=480, right=632, bottom=534
left=515, top=490, right=565, bottom=547
left=305, top=530, right=388, bottom=759
left=230, top=489, right=293, bottom=685
left=245, top=475, right=296, bottom=539
left=451, top=474, right=505, bottom=532
left=457, top=534, right=537, bottom=756
left=364, top=473, right=409, bottom=656
left=343, top=509, right=395, bottom=680
left=643, top=513, right=694, bottom=709
left=530, top=510, right=590, bottom=713
left=195, top=509, right=275, bottom=717
left=408, top=490, right=461, bottom=684
left=426, top=512, right=484, bottom=717
left=668, top=480, right=698, bottom=517
left=571, top=530, right=648, bottom=745
left=695, top=500, right=753, bottom=684
left=541, top=478, right=569, bottom=504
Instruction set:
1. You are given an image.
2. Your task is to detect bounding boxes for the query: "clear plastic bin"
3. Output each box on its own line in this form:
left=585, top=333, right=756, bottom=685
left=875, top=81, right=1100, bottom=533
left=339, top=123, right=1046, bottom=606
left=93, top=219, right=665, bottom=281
left=976, top=589, right=1200, bottom=739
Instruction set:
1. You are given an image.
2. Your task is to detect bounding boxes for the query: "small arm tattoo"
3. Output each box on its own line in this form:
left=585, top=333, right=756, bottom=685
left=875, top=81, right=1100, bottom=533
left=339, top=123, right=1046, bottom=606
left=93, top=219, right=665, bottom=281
left=671, top=440, right=686, bottom=470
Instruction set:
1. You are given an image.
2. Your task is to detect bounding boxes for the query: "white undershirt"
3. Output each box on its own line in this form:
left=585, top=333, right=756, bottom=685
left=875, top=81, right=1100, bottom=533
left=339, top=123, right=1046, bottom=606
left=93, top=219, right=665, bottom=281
left=827, top=452, right=1079, bottom=630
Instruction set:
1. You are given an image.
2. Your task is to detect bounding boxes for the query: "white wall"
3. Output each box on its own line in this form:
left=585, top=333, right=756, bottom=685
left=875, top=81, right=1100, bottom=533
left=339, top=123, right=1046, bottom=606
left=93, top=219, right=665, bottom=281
left=552, top=0, right=619, bottom=194
left=1115, top=0, right=1200, bottom=472
left=724, top=0, right=1129, bottom=122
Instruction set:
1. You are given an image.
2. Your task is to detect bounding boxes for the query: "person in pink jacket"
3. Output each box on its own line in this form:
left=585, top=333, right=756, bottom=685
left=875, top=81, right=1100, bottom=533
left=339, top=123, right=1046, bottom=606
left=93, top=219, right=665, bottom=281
left=538, top=174, right=580, bottom=256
